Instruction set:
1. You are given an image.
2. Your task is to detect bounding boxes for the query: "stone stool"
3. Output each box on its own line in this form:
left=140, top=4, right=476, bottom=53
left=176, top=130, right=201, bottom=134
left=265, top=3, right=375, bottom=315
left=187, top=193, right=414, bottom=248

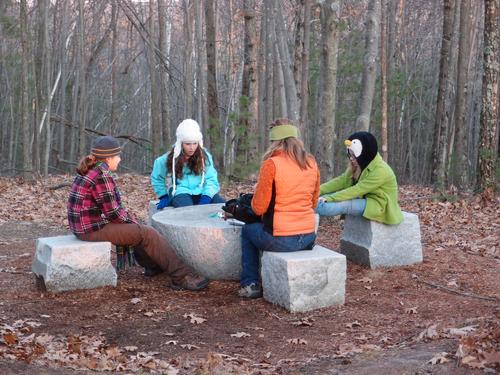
left=32, top=235, right=117, bottom=292
left=261, top=245, right=346, bottom=312
left=340, top=211, right=422, bottom=268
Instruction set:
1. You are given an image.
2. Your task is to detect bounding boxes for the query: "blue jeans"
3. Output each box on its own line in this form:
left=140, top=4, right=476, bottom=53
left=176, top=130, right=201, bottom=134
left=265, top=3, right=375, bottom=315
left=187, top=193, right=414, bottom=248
left=315, top=198, right=367, bottom=217
left=240, top=223, right=316, bottom=287
left=170, top=193, right=225, bottom=208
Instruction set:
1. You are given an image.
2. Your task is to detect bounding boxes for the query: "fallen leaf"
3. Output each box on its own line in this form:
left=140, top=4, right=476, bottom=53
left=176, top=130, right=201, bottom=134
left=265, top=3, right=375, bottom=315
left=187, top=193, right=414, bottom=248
left=417, top=324, right=439, bottom=341
left=143, top=312, right=154, bottom=317
left=2, top=332, right=17, bottom=346
left=405, top=307, right=418, bottom=314
left=287, top=338, right=307, bottom=345
left=292, top=317, right=314, bottom=327
left=231, top=332, right=251, bottom=338
left=448, top=325, right=477, bottom=336
left=428, top=352, right=449, bottom=365
left=180, top=344, right=199, bottom=350
left=183, top=313, right=206, bottom=324
left=124, top=346, right=138, bottom=352
left=357, top=277, right=372, bottom=283
left=346, top=321, right=362, bottom=329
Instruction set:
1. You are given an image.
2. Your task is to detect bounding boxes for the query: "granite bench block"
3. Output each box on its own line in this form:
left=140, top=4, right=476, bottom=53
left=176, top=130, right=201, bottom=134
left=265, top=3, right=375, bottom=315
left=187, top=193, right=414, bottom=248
left=32, top=235, right=117, bottom=292
left=261, top=245, right=346, bottom=312
left=340, top=212, right=423, bottom=268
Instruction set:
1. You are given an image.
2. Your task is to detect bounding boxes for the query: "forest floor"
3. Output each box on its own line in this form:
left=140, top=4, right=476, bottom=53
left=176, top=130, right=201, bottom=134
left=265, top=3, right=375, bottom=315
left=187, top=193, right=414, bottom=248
left=0, top=175, right=498, bottom=375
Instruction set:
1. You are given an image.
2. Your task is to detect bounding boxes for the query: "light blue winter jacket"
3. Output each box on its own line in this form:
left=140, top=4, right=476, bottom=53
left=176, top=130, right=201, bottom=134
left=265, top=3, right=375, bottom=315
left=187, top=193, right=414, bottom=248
left=150, top=150, right=220, bottom=198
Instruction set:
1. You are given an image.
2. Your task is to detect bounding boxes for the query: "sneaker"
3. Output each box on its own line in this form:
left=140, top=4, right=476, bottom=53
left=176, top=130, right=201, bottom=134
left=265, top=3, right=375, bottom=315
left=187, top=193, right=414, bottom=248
left=238, top=283, right=262, bottom=299
left=171, top=273, right=209, bottom=291
left=144, top=266, right=163, bottom=277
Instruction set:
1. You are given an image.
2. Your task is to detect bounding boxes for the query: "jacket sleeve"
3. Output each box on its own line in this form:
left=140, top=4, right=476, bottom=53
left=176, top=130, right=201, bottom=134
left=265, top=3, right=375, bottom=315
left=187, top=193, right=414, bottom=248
left=150, top=154, right=169, bottom=198
left=328, top=166, right=389, bottom=202
left=319, top=168, right=353, bottom=197
left=251, top=159, right=276, bottom=215
left=92, top=172, right=136, bottom=224
left=201, top=152, right=220, bottom=198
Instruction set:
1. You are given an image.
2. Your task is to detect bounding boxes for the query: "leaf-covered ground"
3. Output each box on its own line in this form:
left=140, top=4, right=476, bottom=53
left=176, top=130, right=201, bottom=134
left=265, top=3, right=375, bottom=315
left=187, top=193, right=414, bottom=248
left=0, top=175, right=498, bottom=374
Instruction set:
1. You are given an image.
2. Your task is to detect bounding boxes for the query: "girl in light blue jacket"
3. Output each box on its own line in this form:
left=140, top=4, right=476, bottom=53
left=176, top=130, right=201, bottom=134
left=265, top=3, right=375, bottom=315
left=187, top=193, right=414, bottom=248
left=151, top=119, right=225, bottom=209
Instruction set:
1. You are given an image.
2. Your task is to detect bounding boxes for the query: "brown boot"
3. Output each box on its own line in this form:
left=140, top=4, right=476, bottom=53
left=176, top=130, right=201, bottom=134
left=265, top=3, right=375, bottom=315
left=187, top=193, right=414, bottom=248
left=171, top=273, right=209, bottom=291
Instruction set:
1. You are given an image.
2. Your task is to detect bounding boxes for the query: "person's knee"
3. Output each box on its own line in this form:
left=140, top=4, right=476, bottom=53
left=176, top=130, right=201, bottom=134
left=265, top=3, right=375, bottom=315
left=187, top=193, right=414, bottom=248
left=171, top=194, right=193, bottom=207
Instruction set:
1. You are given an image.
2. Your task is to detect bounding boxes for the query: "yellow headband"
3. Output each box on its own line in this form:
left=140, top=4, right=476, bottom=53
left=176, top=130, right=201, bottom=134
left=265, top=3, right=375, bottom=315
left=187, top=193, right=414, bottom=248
left=269, top=125, right=299, bottom=141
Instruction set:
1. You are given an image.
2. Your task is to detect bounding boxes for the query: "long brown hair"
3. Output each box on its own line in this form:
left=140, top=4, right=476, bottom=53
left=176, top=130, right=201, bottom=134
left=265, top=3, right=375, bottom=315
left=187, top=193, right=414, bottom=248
left=262, top=118, right=313, bottom=170
left=166, top=145, right=207, bottom=179
left=77, top=155, right=99, bottom=175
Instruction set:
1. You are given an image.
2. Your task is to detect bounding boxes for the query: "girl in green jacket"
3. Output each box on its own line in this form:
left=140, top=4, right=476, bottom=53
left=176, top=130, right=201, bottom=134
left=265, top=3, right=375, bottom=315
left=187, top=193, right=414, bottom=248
left=316, top=131, right=403, bottom=225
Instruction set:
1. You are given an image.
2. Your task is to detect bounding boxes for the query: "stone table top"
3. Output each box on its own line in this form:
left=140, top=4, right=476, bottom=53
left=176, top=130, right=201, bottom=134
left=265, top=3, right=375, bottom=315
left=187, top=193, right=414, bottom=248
left=151, top=204, right=242, bottom=280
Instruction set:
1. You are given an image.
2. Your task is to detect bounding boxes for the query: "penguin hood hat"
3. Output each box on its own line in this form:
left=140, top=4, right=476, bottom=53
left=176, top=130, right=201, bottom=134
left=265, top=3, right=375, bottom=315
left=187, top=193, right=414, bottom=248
left=171, top=119, right=205, bottom=195
left=345, top=131, right=378, bottom=170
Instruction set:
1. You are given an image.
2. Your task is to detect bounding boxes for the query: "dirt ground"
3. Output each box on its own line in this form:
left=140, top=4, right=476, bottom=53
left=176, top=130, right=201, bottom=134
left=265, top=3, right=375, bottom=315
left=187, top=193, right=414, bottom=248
left=0, top=175, right=498, bottom=374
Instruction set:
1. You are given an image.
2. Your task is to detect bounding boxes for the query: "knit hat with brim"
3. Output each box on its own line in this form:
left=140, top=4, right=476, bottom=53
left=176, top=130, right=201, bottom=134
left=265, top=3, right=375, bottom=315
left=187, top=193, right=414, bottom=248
left=91, top=136, right=121, bottom=158
left=171, top=119, right=205, bottom=194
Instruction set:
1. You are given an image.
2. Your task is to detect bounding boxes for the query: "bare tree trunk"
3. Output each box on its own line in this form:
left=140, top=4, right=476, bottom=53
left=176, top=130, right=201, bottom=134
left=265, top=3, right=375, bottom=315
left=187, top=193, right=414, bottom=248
left=299, top=0, right=312, bottom=148
left=452, top=0, right=472, bottom=190
left=356, top=0, right=381, bottom=131
left=315, top=0, right=341, bottom=178
left=195, top=0, right=204, bottom=126
left=42, top=0, right=51, bottom=176
left=431, top=0, right=456, bottom=189
left=110, top=0, right=119, bottom=134
left=157, top=0, right=171, bottom=145
left=478, top=0, right=499, bottom=191
left=237, top=0, right=258, bottom=166
left=20, top=0, right=33, bottom=177
left=183, top=0, right=194, bottom=118
left=205, top=0, right=222, bottom=167
left=148, top=0, right=161, bottom=158
left=274, top=0, right=299, bottom=122
left=257, top=0, right=270, bottom=154
left=380, top=0, right=388, bottom=161
left=264, top=1, right=275, bottom=133
left=58, top=0, right=69, bottom=168
left=77, top=0, right=87, bottom=157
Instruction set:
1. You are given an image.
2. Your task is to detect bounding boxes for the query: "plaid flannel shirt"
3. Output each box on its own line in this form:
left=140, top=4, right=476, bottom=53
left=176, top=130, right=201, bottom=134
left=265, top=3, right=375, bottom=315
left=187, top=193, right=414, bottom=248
left=67, top=163, right=136, bottom=235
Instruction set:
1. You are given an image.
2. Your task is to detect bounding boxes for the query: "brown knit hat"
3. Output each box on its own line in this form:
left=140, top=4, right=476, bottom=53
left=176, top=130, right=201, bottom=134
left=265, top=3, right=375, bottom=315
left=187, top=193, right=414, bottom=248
left=91, top=136, right=121, bottom=158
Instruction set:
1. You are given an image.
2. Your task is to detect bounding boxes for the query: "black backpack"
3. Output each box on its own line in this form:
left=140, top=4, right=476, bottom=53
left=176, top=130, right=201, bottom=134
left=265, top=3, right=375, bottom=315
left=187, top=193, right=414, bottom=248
left=221, top=193, right=261, bottom=224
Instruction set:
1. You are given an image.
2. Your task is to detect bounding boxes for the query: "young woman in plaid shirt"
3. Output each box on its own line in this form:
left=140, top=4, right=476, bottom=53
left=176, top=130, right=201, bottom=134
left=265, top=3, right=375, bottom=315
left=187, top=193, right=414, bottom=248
left=67, top=136, right=209, bottom=291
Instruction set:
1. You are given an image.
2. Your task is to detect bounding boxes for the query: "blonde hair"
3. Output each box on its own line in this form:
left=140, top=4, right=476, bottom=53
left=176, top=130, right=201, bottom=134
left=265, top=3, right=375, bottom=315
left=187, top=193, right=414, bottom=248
left=262, top=119, right=313, bottom=170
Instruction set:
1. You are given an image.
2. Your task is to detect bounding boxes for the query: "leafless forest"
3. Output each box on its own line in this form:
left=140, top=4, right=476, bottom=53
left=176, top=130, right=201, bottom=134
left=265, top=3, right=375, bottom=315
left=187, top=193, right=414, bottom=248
left=0, top=0, right=498, bottom=191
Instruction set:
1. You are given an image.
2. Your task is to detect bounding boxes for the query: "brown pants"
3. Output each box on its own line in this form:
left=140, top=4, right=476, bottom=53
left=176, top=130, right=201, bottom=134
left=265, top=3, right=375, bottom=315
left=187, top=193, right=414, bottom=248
left=78, top=223, right=190, bottom=283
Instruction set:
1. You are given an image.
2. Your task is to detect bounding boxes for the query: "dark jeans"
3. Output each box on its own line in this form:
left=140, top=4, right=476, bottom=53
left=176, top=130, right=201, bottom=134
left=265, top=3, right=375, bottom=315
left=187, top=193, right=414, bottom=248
left=240, top=222, right=316, bottom=287
left=170, top=193, right=225, bottom=208
left=77, top=223, right=191, bottom=283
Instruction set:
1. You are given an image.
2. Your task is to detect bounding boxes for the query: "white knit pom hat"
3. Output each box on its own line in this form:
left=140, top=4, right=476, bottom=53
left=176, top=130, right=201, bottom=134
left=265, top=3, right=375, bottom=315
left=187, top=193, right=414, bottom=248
left=171, top=119, right=205, bottom=194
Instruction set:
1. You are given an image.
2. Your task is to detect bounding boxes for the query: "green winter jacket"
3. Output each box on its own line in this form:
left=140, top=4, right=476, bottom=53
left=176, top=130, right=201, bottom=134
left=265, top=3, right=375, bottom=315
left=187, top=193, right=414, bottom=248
left=320, top=153, right=404, bottom=225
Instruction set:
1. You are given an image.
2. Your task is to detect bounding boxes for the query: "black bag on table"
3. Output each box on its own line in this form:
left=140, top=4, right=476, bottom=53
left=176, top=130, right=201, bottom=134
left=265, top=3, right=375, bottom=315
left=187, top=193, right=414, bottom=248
left=221, top=193, right=261, bottom=224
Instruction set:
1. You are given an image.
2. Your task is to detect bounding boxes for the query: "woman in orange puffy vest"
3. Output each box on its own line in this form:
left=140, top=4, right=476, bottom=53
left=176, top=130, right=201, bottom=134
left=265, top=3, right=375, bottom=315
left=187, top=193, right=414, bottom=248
left=239, top=119, right=320, bottom=298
